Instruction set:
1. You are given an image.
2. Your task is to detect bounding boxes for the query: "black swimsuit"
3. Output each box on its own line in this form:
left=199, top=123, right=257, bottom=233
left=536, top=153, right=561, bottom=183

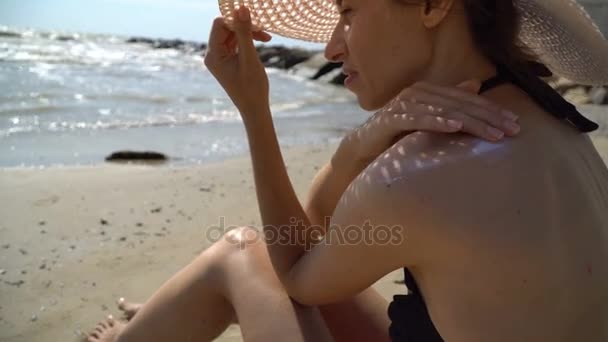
left=387, top=64, right=599, bottom=342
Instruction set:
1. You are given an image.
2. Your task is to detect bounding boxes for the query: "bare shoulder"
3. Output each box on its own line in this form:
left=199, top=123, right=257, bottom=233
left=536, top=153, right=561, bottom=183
left=337, top=131, right=534, bottom=239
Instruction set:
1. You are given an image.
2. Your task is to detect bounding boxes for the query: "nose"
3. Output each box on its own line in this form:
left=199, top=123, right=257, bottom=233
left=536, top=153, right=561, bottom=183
left=324, top=26, right=346, bottom=63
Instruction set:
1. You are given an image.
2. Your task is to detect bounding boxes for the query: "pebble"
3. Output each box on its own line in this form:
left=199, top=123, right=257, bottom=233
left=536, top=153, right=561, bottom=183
left=31, top=314, right=37, bottom=322
left=100, top=219, right=109, bottom=225
left=0, top=269, right=5, bottom=275
left=151, top=207, right=162, bottom=213
left=38, top=221, right=46, bottom=226
left=19, top=248, right=28, bottom=255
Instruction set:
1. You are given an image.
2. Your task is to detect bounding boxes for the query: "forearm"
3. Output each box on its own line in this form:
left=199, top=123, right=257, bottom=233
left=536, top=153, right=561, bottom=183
left=242, top=106, right=319, bottom=278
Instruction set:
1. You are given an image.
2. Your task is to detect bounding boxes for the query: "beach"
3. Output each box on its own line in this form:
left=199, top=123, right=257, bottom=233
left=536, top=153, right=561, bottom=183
left=1, top=127, right=608, bottom=341
left=0, top=142, right=408, bottom=342
left=1, top=25, right=608, bottom=342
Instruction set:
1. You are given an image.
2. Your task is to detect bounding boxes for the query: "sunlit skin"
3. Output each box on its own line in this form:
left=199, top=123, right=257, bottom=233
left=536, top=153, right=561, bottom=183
left=327, top=1, right=608, bottom=340
left=86, top=1, right=608, bottom=341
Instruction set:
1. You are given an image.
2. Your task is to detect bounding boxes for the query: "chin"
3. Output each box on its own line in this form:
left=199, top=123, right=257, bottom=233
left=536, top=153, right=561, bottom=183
left=356, top=93, right=392, bottom=112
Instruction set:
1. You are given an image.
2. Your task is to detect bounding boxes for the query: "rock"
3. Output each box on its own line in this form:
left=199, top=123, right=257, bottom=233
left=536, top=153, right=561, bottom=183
left=150, top=207, right=162, bottom=213
left=257, top=46, right=314, bottom=70
left=100, top=219, right=109, bottom=225
left=0, top=30, right=21, bottom=39
left=310, top=62, right=342, bottom=80
left=19, top=248, right=27, bottom=255
left=330, top=73, right=347, bottom=86
left=105, top=151, right=168, bottom=163
left=563, top=86, right=591, bottom=105
left=551, top=77, right=579, bottom=95
left=126, top=37, right=205, bottom=53
left=590, top=87, right=608, bottom=105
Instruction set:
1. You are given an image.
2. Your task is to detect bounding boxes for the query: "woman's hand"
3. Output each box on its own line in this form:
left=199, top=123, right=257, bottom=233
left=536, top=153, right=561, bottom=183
left=336, top=80, right=521, bottom=169
left=203, top=6, right=273, bottom=114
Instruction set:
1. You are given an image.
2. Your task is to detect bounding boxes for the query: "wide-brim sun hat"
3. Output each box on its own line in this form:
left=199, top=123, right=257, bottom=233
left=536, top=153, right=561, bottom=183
left=218, top=0, right=608, bottom=86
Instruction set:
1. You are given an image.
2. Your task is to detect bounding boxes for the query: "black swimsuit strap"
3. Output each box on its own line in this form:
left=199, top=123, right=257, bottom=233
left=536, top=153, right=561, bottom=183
left=477, top=63, right=599, bottom=133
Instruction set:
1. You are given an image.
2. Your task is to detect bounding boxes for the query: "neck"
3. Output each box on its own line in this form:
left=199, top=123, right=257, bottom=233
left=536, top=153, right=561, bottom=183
left=419, top=10, right=497, bottom=87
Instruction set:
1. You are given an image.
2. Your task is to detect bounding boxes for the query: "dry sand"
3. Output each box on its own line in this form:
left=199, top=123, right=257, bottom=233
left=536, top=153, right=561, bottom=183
left=1, top=107, right=607, bottom=341
left=0, top=143, right=404, bottom=342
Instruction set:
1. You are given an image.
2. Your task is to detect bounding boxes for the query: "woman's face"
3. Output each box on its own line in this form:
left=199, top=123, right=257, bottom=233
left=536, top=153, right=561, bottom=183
left=325, top=0, right=434, bottom=111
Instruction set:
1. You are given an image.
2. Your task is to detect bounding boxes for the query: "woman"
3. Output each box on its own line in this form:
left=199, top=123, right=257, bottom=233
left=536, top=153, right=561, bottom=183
left=87, top=0, right=608, bottom=341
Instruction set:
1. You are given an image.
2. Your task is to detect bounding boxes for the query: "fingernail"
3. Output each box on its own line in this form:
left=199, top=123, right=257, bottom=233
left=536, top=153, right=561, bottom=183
left=502, top=110, right=518, bottom=121
left=487, top=126, right=504, bottom=140
left=238, top=7, right=249, bottom=21
left=503, top=120, right=520, bottom=134
left=447, top=119, right=462, bottom=129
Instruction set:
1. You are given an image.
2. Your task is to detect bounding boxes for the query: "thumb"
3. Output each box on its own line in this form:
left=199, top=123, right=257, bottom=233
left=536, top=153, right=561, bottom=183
left=233, top=6, right=257, bottom=62
left=456, top=79, right=481, bottom=94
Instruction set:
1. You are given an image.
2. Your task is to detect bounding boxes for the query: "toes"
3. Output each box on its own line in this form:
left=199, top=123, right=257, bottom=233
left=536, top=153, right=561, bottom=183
left=106, top=317, right=115, bottom=327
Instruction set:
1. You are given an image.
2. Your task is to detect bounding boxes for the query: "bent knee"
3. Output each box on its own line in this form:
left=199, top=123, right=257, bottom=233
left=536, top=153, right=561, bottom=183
left=205, top=225, right=266, bottom=260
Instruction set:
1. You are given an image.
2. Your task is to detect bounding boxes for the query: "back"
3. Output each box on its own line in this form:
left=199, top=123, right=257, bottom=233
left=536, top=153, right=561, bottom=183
left=397, top=109, right=608, bottom=341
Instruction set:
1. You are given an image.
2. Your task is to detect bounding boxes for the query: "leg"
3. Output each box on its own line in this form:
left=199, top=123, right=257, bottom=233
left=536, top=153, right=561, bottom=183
left=87, top=226, right=390, bottom=342
left=87, top=226, right=333, bottom=342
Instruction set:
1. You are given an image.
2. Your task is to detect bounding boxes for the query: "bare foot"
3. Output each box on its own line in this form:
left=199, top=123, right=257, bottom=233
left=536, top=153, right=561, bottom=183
left=86, top=316, right=125, bottom=342
left=117, top=297, right=142, bottom=321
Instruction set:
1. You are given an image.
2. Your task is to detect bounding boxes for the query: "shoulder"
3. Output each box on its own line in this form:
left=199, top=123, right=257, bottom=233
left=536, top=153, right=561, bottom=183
left=334, top=131, right=525, bottom=240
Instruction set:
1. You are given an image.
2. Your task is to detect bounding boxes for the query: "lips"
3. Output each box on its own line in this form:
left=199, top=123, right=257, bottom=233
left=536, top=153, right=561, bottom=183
left=342, top=67, right=357, bottom=77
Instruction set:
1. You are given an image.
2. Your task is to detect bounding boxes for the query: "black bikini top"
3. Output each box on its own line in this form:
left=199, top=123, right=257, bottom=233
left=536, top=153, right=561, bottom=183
left=388, top=63, right=600, bottom=342
left=479, top=63, right=598, bottom=132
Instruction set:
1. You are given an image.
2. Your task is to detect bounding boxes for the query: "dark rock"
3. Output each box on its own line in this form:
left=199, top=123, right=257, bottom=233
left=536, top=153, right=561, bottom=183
left=590, top=87, right=608, bottom=105
left=257, top=46, right=314, bottom=70
left=56, top=35, right=76, bottom=42
left=0, top=31, right=21, bottom=39
left=105, top=151, right=168, bottom=163
left=310, top=62, right=342, bottom=80
left=330, top=73, right=347, bottom=86
left=150, top=207, right=162, bottom=213
left=100, top=219, right=109, bottom=225
left=126, top=37, right=156, bottom=45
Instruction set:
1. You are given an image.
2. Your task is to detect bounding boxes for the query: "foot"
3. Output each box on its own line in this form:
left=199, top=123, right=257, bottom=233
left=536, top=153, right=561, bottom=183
left=117, top=297, right=142, bottom=321
left=86, top=316, right=125, bottom=342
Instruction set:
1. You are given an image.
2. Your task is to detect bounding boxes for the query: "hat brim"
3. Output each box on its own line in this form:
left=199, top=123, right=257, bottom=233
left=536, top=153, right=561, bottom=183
left=218, top=0, right=608, bottom=85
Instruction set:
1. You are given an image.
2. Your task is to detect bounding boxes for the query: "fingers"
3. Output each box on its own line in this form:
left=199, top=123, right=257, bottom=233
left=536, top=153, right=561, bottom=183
left=232, top=7, right=257, bottom=63
left=252, top=31, right=272, bottom=42
left=397, top=85, right=520, bottom=140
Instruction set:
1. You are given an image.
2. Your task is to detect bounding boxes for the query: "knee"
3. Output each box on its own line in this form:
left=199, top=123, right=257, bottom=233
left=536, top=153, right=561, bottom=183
left=206, top=225, right=265, bottom=260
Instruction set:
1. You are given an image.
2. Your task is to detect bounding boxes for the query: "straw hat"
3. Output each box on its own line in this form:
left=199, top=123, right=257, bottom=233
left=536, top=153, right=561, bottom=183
left=218, top=0, right=608, bottom=86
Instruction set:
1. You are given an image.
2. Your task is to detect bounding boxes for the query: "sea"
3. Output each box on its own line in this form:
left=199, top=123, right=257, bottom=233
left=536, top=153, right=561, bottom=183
left=0, top=26, right=368, bottom=168
left=2, top=26, right=606, bottom=169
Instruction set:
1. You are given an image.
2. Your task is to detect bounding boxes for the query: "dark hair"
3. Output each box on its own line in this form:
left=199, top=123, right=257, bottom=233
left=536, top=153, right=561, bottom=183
left=398, top=0, right=600, bottom=132
left=399, top=0, right=548, bottom=77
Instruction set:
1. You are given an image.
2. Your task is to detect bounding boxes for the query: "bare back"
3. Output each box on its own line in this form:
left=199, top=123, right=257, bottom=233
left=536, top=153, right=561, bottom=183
left=389, top=104, right=608, bottom=341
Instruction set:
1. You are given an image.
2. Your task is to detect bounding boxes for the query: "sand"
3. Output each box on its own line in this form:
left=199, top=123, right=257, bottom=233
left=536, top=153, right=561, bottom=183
left=0, top=142, right=404, bottom=342
left=1, top=113, right=607, bottom=341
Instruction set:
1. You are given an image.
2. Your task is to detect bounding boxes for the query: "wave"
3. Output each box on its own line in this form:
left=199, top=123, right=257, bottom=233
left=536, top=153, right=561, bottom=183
left=0, top=112, right=243, bottom=138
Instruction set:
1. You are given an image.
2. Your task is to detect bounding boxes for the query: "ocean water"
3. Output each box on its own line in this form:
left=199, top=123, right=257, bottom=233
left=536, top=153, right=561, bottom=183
left=0, top=27, right=367, bottom=168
